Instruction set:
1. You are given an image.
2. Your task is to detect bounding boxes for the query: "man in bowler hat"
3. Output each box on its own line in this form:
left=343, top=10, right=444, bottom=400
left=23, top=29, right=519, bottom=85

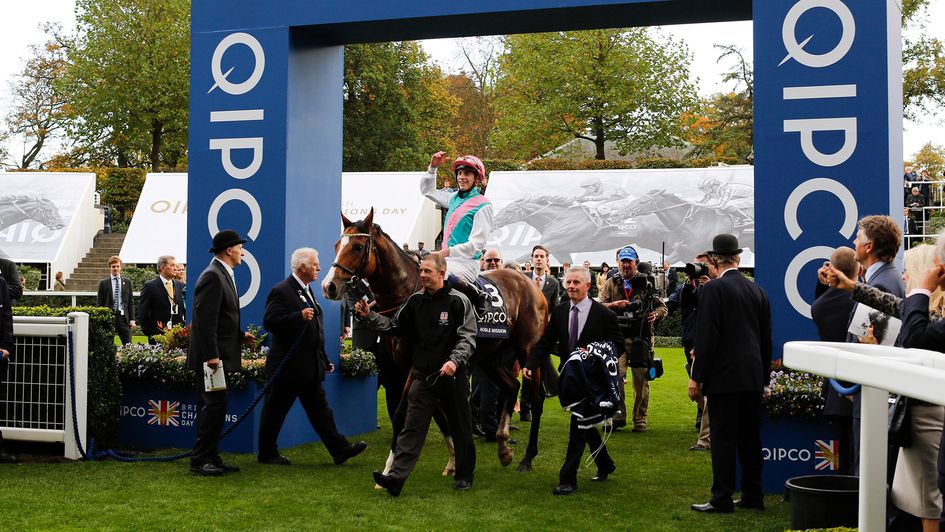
left=689, top=234, right=772, bottom=512
left=188, top=230, right=256, bottom=476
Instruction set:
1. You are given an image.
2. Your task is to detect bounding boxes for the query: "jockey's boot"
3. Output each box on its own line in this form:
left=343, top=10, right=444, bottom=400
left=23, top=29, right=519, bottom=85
left=447, top=274, right=488, bottom=316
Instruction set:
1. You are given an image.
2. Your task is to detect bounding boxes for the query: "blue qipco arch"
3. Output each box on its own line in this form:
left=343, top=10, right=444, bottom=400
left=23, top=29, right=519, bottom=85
left=189, top=0, right=902, bottom=365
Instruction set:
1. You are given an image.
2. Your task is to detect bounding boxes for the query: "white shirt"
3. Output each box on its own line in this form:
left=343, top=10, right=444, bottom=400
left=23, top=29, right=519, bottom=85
left=213, top=257, right=236, bottom=289
left=292, top=273, right=316, bottom=304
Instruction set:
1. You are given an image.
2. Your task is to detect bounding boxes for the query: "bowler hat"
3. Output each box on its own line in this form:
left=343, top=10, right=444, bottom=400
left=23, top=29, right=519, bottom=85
left=708, top=234, right=742, bottom=255
left=209, top=229, right=247, bottom=253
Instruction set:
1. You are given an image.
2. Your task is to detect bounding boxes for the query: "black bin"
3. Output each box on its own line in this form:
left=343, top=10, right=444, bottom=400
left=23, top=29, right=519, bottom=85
left=784, top=475, right=858, bottom=530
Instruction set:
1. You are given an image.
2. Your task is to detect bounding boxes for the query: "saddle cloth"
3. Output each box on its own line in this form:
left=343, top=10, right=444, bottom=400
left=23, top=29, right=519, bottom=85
left=474, top=275, right=509, bottom=339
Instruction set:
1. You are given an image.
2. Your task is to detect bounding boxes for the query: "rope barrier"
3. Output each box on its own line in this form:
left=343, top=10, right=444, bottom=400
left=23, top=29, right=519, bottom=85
left=67, top=322, right=308, bottom=463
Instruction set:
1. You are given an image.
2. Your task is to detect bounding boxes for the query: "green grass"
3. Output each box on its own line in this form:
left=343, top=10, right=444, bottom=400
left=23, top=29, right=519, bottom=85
left=5, top=348, right=791, bottom=530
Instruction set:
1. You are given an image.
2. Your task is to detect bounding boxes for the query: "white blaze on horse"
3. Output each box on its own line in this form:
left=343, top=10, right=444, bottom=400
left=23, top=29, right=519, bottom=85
left=322, top=208, right=550, bottom=472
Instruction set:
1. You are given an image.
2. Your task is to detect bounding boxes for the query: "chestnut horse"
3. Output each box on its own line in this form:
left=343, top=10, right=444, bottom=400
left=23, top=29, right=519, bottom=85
left=322, top=208, right=549, bottom=470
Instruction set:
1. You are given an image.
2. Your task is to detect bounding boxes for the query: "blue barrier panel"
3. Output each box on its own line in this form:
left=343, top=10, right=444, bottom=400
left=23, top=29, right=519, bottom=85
left=116, top=375, right=376, bottom=454
left=737, top=416, right=841, bottom=493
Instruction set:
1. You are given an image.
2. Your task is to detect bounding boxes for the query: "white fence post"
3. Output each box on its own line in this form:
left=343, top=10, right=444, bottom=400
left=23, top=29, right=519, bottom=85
left=64, top=312, right=89, bottom=460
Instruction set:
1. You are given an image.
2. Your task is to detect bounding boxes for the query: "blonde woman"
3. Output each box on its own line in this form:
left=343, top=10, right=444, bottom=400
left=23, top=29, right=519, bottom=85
left=825, top=243, right=944, bottom=531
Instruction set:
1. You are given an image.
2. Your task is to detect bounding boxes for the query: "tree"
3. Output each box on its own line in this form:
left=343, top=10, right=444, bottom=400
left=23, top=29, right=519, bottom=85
left=5, top=34, right=70, bottom=169
left=686, top=45, right=753, bottom=163
left=491, top=29, right=697, bottom=160
left=445, top=37, right=501, bottom=157
left=912, top=142, right=945, bottom=177
left=902, top=0, right=945, bottom=121
left=343, top=42, right=458, bottom=172
left=59, top=0, right=189, bottom=170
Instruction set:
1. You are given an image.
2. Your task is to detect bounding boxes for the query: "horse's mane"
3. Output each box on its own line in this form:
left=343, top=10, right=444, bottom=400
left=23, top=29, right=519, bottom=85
left=351, top=218, right=417, bottom=264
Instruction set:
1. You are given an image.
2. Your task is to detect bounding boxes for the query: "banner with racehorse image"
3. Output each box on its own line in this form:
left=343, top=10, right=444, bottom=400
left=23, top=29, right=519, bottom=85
left=0, top=173, right=99, bottom=263
left=486, top=166, right=755, bottom=267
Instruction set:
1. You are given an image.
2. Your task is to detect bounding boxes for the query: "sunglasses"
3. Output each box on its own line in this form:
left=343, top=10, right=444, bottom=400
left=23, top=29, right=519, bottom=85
left=484, top=258, right=502, bottom=263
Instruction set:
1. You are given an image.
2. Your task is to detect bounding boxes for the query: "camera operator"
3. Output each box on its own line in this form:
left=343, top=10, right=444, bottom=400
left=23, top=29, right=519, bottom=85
left=599, top=246, right=667, bottom=431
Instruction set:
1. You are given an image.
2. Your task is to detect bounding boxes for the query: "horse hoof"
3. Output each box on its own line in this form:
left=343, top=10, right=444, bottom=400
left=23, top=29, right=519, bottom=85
left=517, top=461, right=532, bottom=473
left=499, top=450, right=514, bottom=467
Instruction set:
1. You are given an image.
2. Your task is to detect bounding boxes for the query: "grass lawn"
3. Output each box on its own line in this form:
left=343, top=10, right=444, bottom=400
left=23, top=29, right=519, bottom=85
left=5, top=348, right=792, bottom=530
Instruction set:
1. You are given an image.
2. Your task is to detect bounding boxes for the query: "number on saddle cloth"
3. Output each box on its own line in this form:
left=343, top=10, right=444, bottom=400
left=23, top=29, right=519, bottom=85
left=474, top=276, right=509, bottom=339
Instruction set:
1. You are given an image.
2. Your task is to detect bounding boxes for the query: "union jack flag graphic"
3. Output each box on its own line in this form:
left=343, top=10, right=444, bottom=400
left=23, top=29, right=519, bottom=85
left=148, top=399, right=181, bottom=427
left=814, top=439, right=838, bottom=471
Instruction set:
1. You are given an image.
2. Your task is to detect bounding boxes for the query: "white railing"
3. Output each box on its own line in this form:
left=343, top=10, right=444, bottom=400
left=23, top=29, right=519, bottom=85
left=1, top=313, right=89, bottom=460
left=784, top=341, right=945, bottom=532
left=21, top=290, right=141, bottom=307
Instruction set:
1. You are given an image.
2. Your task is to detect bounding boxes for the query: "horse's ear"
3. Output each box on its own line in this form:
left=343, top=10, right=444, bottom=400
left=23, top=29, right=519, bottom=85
left=341, top=211, right=353, bottom=228
left=364, top=208, right=375, bottom=228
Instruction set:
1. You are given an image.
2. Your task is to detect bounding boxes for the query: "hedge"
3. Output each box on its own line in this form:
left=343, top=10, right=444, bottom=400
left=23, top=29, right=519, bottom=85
left=13, top=306, right=122, bottom=445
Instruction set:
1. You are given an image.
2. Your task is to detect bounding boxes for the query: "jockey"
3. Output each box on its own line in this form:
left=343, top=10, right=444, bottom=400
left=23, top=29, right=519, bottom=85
left=693, top=177, right=754, bottom=229
left=421, top=151, right=493, bottom=303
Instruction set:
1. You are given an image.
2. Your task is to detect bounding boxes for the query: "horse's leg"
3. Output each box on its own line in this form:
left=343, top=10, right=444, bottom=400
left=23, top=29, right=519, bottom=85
left=432, top=404, right=455, bottom=476
left=494, top=345, right=520, bottom=467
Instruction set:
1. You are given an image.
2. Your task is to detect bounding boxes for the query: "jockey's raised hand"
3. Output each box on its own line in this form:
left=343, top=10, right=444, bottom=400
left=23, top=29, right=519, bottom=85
left=430, top=151, right=449, bottom=169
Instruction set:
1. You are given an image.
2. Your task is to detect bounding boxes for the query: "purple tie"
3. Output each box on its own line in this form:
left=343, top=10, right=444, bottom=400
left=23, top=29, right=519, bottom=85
left=568, top=306, right=579, bottom=352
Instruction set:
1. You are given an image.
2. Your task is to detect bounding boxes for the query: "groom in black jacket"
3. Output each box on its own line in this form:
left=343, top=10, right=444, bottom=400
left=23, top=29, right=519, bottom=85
left=689, top=234, right=772, bottom=513
left=258, top=247, right=367, bottom=466
left=524, top=265, right=623, bottom=496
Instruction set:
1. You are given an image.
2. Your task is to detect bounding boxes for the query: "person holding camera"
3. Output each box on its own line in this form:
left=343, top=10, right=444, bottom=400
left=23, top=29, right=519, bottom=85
left=599, top=245, right=667, bottom=432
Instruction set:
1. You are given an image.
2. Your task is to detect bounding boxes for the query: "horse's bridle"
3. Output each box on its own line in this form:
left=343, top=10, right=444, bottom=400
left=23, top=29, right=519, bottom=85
left=332, top=231, right=374, bottom=284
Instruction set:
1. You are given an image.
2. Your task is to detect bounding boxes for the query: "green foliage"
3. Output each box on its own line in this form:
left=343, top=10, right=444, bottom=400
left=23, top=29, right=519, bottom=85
left=480, top=159, right=523, bottom=175
left=763, top=360, right=825, bottom=418
left=492, top=29, right=697, bottom=160
left=18, top=265, right=41, bottom=290
left=59, top=0, right=190, bottom=169
left=912, top=142, right=945, bottom=177
left=524, top=158, right=635, bottom=171
left=687, top=156, right=742, bottom=168
left=902, top=0, right=945, bottom=121
left=634, top=157, right=686, bottom=169
left=339, top=348, right=379, bottom=377
left=686, top=46, right=753, bottom=163
left=13, top=305, right=122, bottom=444
left=653, top=336, right=681, bottom=348
left=343, top=42, right=458, bottom=172
left=654, top=310, right=682, bottom=338
left=120, top=265, right=156, bottom=291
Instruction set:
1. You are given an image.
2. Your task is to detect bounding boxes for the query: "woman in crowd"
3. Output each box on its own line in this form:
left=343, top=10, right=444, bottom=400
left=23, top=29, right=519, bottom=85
left=825, top=243, right=944, bottom=531
left=53, top=271, right=66, bottom=291
left=597, top=262, right=610, bottom=294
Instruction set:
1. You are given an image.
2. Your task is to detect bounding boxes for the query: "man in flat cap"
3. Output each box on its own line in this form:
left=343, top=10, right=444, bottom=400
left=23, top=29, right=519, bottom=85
left=689, top=234, right=772, bottom=513
left=188, top=230, right=256, bottom=476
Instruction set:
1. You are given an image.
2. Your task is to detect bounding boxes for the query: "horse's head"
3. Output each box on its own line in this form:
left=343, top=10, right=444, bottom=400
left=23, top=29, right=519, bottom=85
left=626, top=189, right=669, bottom=216
left=34, top=198, right=65, bottom=230
left=321, top=208, right=381, bottom=300
left=494, top=201, right=526, bottom=228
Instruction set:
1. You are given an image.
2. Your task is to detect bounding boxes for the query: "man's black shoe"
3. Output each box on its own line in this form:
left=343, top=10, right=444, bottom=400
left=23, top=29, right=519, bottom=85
left=453, top=479, right=473, bottom=491
left=190, top=463, right=224, bottom=476
left=691, top=501, right=734, bottom=513
left=334, top=441, right=368, bottom=465
left=553, top=484, right=577, bottom=495
left=258, top=454, right=291, bottom=465
left=591, top=463, right=616, bottom=482
left=373, top=470, right=403, bottom=497
left=0, top=449, right=17, bottom=463
left=217, top=461, right=240, bottom=474
left=734, top=498, right=765, bottom=510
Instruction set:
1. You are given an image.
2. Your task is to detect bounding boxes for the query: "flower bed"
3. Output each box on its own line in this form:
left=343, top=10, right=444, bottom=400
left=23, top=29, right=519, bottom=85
left=763, top=359, right=825, bottom=418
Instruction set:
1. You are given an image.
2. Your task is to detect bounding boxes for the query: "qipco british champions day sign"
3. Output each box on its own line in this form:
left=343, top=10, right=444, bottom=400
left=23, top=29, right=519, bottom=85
left=189, top=1, right=901, bottom=358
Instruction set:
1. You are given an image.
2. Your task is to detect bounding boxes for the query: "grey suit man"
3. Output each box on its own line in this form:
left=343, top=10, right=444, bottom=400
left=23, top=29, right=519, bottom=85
left=847, top=215, right=904, bottom=475
left=188, top=230, right=254, bottom=476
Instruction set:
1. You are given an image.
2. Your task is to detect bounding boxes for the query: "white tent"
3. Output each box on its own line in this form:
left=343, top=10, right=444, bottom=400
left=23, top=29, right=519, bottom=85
left=0, top=172, right=103, bottom=280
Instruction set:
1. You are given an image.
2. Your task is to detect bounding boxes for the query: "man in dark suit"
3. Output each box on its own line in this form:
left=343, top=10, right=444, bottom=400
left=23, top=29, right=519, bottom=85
left=0, top=258, right=22, bottom=305
left=848, top=215, right=904, bottom=475
left=96, top=256, right=135, bottom=345
left=519, top=244, right=561, bottom=423
left=258, top=247, right=367, bottom=466
left=138, top=255, right=185, bottom=344
left=689, top=234, right=772, bottom=513
left=811, top=246, right=857, bottom=476
left=524, top=265, right=623, bottom=496
left=0, top=276, right=16, bottom=463
left=187, top=230, right=255, bottom=476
